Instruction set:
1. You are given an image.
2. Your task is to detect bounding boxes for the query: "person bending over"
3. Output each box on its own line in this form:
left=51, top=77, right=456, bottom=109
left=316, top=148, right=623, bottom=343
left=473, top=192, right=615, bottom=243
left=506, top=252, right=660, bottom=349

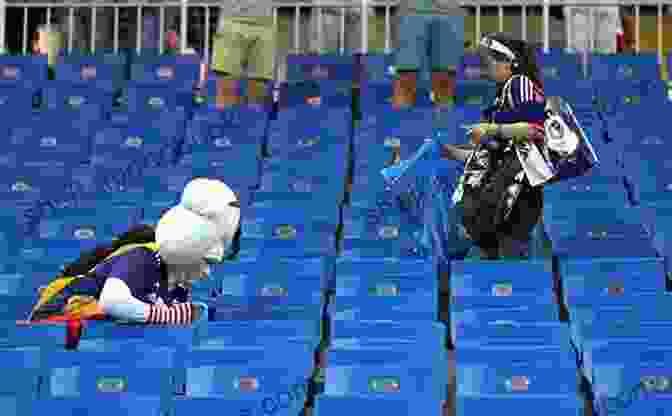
left=27, top=178, right=241, bottom=325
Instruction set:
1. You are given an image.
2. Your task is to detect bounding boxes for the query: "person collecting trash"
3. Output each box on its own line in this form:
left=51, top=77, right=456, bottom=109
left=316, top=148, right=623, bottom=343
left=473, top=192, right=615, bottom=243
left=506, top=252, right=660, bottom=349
left=443, top=33, right=551, bottom=260
left=23, top=178, right=241, bottom=325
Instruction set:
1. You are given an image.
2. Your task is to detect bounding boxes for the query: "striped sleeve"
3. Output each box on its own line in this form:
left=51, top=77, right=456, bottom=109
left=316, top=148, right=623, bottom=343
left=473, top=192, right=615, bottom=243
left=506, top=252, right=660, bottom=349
left=508, top=75, right=545, bottom=108
left=147, top=303, right=193, bottom=325
left=493, top=75, right=546, bottom=124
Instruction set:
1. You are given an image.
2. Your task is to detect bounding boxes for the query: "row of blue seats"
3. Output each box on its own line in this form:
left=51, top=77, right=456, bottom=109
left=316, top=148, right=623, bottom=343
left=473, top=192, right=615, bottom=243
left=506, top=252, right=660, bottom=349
left=0, top=50, right=664, bottom=87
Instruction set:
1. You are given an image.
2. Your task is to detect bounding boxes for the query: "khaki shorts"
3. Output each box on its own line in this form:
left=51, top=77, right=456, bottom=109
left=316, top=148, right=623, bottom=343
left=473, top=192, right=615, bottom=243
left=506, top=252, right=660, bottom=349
left=211, top=16, right=276, bottom=81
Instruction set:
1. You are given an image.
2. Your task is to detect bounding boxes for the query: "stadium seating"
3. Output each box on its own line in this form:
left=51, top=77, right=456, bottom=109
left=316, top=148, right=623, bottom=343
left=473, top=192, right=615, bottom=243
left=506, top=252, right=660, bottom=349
left=1, top=43, right=671, bottom=416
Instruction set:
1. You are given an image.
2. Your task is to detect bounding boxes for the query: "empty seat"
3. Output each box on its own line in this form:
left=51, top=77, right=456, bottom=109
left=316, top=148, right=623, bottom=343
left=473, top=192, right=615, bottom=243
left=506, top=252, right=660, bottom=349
left=286, top=54, right=355, bottom=82
left=208, top=256, right=326, bottom=321
left=332, top=257, right=437, bottom=321
left=456, top=346, right=582, bottom=416
left=242, top=196, right=339, bottom=258
left=37, top=346, right=177, bottom=415
left=174, top=342, right=312, bottom=416
left=558, top=257, right=666, bottom=317
left=450, top=260, right=554, bottom=297
left=316, top=342, right=448, bottom=416
left=340, top=205, right=424, bottom=259
left=0, top=347, right=42, bottom=415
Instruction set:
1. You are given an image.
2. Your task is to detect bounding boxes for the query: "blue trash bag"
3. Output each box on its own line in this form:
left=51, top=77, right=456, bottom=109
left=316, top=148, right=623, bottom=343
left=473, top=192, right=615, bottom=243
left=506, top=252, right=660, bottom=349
left=381, top=137, right=473, bottom=261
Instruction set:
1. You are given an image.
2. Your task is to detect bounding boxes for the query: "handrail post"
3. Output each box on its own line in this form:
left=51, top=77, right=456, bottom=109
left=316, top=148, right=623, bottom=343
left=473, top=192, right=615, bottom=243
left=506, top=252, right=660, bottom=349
left=180, top=0, right=187, bottom=53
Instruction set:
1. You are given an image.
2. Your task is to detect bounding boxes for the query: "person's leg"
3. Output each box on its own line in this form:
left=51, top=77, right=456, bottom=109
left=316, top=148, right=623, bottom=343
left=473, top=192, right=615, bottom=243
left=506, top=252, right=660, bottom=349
left=211, top=17, right=247, bottom=108
left=498, top=235, right=531, bottom=259
left=595, top=7, right=620, bottom=54
left=567, top=7, right=591, bottom=53
left=392, top=14, right=431, bottom=108
left=431, top=14, right=464, bottom=106
left=246, top=18, right=277, bottom=105
left=497, top=185, right=544, bottom=259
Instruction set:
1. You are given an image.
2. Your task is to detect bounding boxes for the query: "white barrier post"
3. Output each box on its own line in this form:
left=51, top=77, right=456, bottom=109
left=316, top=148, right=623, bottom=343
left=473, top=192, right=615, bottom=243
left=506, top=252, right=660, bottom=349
left=658, top=2, right=663, bottom=65
left=542, top=0, right=549, bottom=53
left=294, top=5, right=299, bottom=53
left=384, top=5, right=390, bottom=53
left=136, top=5, right=142, bottom=54
left=113, top=5, right=119, bottom=53
left=361, top=0, right=368, bottom=54
left=0, top=0, right=5, bottom=52
left=180, top=0, right=187, bottom=53
left=635, top=4, right=640, bottom=54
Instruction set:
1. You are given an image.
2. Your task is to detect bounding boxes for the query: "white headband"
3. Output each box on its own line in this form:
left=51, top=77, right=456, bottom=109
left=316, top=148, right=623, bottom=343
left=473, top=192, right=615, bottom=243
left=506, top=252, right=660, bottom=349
left=480, top=37, right=517, bottom=62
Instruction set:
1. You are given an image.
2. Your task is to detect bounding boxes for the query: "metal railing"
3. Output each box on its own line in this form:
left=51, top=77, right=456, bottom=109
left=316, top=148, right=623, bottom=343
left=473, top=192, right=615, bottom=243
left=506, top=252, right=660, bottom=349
left=0, top=0, right=670, bottom=62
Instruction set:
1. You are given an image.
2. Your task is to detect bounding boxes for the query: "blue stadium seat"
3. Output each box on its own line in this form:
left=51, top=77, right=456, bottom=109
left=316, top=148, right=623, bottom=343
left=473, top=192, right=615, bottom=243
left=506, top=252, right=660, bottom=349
left=458, top=53, right=486, bottom=81
left=451, top=295, right=560, bottom=332
left=334, top=256, right=437, bottom=292
left=558, top=257, right=666, bottom=313
left=174, top=342, right=312, bottom=416
left=458, top=396, right=583, bottom=416
left=456, top=347, right=582, bottom=416
left=450, top=260, right=554, bottom=297
left=0, top=347, right=42, bottom=415
left=537, top=49, right=583, bottom=81
left=360, top=54, right=395, bottom=84
left=40, top=203, right=142, bottom=240
left=91, top=124, right=164, bottom=170
left=581, top=325, right=672, bottom=392
left=0, top=166, right=76, bottom=203
left=126, top=84, right=193, bottom=114
left=77, top=321, right=200, bottom=353
left=267, top=105, right=350, bottom=158
left=208, top=257, right=326, bottom=320
left=314, top=80, right=352, bottom=107
left=276, top=80, right=320, bottom=107
left=545, top=80, right=596, bottom=108
left=130, top=54, right=200, bottom=90
left=0, top=55, right=48, bottom=90
left=568, top=293, right=672, bottom=362
left=37, top=346, right=177, bottom=415
left=622, top=129, right=672, bottom=205
left=259, top=156, right=347, bottom=205
left=242, top=196, right=339, bottom=258
left=16, top=238, right=93, bottom=278
left=340, top=205, right=424, bottom=259
left=179, top=106, right=266, bottom=190
left=8, top=121, right=91, bottom=167
left=316, top=343, right=448, bottom=416
left=55, top=53, right=125, bottom=93
left=597, top=83, right=667, bottom=117
left=354, top=106, right=433, bottom=160
left=455, top=80, right=497, bottom=107
left=454, top=319, right=572, bottom=349
left=591, top=53, right=659, bottom=84
left=328, top=320, right=446, bottom=354
left=35, top=397, right=165, bottom=416
left=360, top=82, right=433, bottom=109
left=286, top=54, right=355, bottom=83
left=0, top=293, right=35, bottom=319
left=195, top=320, right=321, bottom=348
left=434, top=104, right=483, bottom=140
left=586, top=334, right=672, bottom=415
left=545, top=205, right=658, bottom=258
left=0, top=86, right=35, bottom=114
left=43, top=82, right=114, bottom=112
left=332, top=257, right=437, bottom=321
